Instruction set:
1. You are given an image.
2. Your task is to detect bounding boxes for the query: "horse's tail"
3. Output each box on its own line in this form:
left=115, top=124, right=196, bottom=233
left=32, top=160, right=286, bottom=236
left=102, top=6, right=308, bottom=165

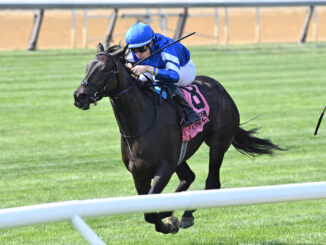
left=232, top=127, right=284, bottom=157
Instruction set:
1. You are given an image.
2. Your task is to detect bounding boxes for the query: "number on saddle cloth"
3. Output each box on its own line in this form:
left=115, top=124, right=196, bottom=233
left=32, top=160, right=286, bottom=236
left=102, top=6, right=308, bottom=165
left=181, top=86, right=205, bottom=110
left=180, top=85, right=210, bottom=142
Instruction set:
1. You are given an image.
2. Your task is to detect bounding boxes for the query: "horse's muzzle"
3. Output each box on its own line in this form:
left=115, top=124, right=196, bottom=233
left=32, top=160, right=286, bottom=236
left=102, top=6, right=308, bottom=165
left=74, top=89, right=90, bottom=110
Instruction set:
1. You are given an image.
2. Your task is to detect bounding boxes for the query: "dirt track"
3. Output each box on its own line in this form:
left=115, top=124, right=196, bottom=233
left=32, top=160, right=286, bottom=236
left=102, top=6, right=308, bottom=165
left=0, top=7, right=326, bottom=50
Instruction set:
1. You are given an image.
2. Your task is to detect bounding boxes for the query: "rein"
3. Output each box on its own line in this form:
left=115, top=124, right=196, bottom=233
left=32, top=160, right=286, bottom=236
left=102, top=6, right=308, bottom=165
left=81, top=52, right=135, bottom=103
left=106, top=83, right=136, bottom=100
left=85, top=51, right=157, bottom=139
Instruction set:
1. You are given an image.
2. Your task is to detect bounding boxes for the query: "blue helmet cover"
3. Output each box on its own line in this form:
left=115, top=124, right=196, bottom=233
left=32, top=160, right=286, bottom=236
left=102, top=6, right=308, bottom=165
left=125, top=22, right=154, bottom=48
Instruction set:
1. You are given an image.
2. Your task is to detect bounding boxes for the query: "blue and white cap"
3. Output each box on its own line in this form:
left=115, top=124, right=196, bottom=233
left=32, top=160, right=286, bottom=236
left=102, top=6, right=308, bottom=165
left=125, top=22, right=154, bottom=48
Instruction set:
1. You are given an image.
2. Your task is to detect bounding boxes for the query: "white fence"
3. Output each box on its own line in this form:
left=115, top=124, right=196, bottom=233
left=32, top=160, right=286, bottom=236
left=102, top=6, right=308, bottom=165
left=1, top=0, right=326, bottom=9
left=1, top=0, right=326, bottom=49
left=1, top=182, right=326, bottom=244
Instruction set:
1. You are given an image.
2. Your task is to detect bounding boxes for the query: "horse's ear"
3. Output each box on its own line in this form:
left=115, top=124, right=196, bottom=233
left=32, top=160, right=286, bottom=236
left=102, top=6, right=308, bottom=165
left=97, top=43, right=104, bottom=54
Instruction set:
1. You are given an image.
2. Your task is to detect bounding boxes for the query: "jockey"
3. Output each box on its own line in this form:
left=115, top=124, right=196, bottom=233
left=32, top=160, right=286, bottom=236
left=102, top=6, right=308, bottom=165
left=125, top=22, right=200, bottom=128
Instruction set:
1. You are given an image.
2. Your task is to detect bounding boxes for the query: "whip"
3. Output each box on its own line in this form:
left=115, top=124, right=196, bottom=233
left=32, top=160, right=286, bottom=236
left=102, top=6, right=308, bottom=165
left=132, top=32, right=196, bottom=68
left=314, top=105, right=326, bottom=135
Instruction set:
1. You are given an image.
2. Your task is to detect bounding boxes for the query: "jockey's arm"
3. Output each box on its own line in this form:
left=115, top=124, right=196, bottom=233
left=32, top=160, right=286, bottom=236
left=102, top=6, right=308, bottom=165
left=155, top=68, right=179, bottom=83
left=157, top=51, right=181, bottom=84
left=128, top=63, right=179, bottom=84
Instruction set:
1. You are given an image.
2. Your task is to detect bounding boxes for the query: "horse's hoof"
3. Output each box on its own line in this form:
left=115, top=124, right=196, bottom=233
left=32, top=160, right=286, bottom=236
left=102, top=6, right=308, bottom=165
left=166, top=216, right=180, bottom=234
left=180, top=216, right=194, bottom=229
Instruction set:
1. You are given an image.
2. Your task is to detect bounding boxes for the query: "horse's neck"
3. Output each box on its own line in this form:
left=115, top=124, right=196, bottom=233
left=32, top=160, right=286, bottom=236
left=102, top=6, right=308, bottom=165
left=111, top=72, right=152, bottom=138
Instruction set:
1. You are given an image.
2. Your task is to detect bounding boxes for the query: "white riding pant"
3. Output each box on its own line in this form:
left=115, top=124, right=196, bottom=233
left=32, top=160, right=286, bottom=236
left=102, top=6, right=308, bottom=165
left=139, top=60, right=196, bottom=87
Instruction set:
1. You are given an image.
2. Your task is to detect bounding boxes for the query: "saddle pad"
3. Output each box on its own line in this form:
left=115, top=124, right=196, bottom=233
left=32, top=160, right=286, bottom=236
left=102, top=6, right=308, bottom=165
left=180, top=85, right=210, bottom=142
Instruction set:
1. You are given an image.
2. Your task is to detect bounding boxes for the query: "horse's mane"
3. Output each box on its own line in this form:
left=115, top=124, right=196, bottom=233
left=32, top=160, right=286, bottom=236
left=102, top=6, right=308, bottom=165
left=105, top=44, right=128, bottom=65
left=106, top=45, right=122, bottom=54
left=104, top=44, right=165, bottom=102
left=106, top=44, right=145, bottom=81
left=104, top=44, right=138, bottom=80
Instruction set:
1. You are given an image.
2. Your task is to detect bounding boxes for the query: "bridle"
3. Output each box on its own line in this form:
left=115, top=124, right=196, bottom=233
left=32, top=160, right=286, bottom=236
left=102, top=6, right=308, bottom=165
left=80, top=52, right=135, bottom=104
left=80, top=50, right=157, bottom=139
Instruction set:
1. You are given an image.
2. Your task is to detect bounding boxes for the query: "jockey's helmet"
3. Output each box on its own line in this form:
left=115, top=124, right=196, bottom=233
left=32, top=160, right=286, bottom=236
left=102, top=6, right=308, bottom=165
left=125, top=22, right=154, bottom=48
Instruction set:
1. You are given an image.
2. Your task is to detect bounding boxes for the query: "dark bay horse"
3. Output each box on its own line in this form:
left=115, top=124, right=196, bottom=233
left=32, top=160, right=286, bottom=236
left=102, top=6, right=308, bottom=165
left=73, top=43, right=282, bottom=234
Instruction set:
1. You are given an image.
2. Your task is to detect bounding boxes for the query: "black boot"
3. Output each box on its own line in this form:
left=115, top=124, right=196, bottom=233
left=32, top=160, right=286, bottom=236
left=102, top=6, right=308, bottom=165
left=174, top=88, right=201, bottom=128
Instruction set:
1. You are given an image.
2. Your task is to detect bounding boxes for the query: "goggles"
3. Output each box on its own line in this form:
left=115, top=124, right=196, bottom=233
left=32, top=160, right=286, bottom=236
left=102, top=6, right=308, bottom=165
left=131, top=44, right=149, bottom=53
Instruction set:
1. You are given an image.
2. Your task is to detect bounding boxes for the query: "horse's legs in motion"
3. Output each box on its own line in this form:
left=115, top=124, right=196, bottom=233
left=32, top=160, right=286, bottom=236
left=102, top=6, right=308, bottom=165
left=132, top=175, right=171, bottom=224
left=174, top=162, right=197, bottom=229
left=180, top=136, right=233, bottom=229
left=132, top=175, right=153, bottom=221
left=175, top=162, right=196, bottom=192
left=144, top=162, right=178, bottom=234
left=142, top=164, right=194, bottom=223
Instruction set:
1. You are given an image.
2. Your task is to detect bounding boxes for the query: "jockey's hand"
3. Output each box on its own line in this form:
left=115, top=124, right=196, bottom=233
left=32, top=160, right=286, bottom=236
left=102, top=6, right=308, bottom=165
left=131, top=65, right=154, bottom=76
left=125, top=63, right=133, bottom=69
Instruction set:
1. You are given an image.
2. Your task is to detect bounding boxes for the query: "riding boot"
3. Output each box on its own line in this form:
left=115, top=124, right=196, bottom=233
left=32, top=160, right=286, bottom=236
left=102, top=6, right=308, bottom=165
left=173, top=88, right=201, bottom=128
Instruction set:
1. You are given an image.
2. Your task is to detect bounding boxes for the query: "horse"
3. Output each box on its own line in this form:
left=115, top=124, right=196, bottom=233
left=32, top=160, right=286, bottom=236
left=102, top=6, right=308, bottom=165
left=73, top=43, right=282, bottom=234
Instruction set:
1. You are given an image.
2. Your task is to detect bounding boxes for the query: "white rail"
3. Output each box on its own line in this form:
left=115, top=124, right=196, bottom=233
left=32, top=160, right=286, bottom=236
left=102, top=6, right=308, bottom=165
left=1, top=0, right=326, bottom=9
left=1, top=0, right=325, bottom=49
left=1, top=182, right=326, bottom=244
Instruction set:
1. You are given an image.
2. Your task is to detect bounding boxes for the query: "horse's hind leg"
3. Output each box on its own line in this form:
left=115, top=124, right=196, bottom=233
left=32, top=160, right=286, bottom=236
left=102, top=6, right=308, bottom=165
left=178, top=143, right=228, bottom=229
left=175, top=162, right=196, bottom=192
left=205, top=139, right=232, bottom=190
left=175, top=162, right=196, bottom=229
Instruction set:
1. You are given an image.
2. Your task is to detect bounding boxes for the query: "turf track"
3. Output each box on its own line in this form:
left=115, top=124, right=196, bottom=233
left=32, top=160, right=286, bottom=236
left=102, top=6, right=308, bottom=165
left=0, top=44, right=326, bottom=244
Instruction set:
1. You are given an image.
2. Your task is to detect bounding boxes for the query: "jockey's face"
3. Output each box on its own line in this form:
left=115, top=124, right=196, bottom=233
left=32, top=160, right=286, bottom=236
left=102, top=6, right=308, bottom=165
left=133, top=41, right=152, bottom=60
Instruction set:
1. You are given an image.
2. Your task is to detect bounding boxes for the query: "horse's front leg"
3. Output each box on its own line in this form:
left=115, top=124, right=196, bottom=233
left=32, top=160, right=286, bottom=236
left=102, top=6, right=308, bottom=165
left=132, top=169, right=177, bottom=233
left=147, top=163, right=180, bottom=234
left=175, top=162, right=196, bottom=229
left=131, top=174, right=155, bottom=223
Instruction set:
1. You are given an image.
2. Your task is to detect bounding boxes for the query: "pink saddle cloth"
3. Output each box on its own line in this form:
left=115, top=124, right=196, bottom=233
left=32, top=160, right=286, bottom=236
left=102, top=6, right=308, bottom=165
left=180, top=85, right=210, bottom=142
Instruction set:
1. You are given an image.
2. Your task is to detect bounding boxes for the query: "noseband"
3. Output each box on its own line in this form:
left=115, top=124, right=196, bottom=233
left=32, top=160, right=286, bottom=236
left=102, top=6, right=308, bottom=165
left=80, top=52, right=134, bottom=104
left=80, top=79, right=107, bottom=104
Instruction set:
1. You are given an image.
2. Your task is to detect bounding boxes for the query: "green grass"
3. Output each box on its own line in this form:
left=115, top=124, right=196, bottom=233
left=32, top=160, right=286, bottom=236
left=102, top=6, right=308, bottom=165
left=0, top=43, right=326, bottom=244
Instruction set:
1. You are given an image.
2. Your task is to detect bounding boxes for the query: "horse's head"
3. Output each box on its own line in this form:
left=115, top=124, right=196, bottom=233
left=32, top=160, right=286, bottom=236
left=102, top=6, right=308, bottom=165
left=73, top=43, right=129, bottom=110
